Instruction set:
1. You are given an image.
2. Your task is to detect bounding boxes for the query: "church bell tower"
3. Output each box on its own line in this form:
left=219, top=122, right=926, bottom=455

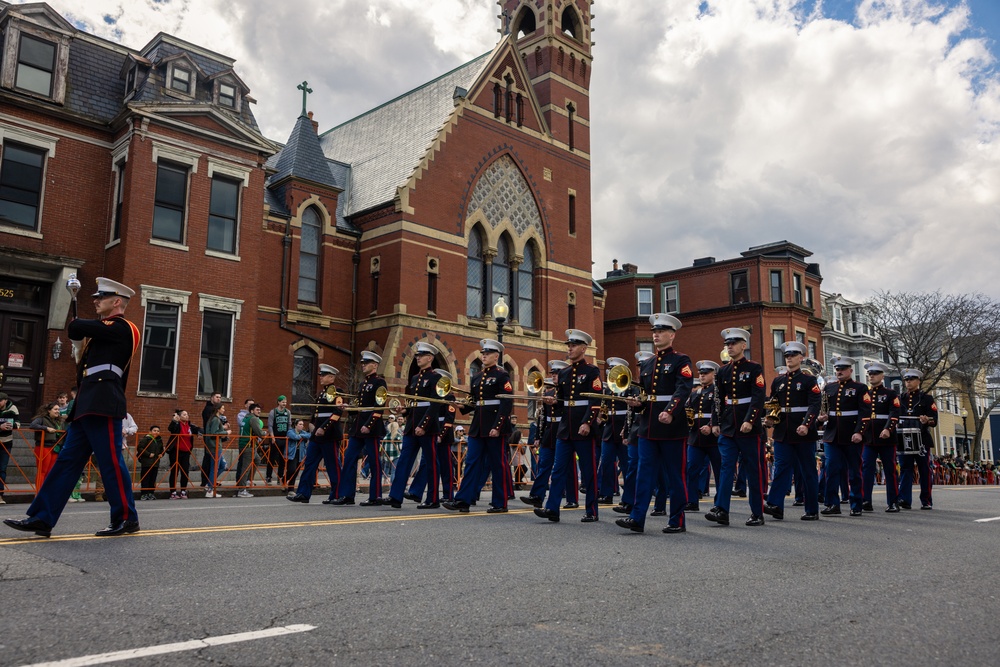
left=499, top=0, right=593, bottom=154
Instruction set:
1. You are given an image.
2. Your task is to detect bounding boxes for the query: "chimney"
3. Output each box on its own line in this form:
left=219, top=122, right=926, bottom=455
left=612, top=259, right=619, bottom=271
left=307, top=110, right=318, bottom=134
left=622, top=262, right=638, bottom=275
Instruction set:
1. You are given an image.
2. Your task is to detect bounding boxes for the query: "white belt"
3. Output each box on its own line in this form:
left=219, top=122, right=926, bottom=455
left=317, top=412, right=336, bottom=418
left=476, top=400, right=501, bottom=406
left=873, top=414, right=891, bottom=419
left=726, top=397, right=752, bottom=405
left=833, top=410, right=859, bottom=416
left=563, top=400, right=592, bottom=406
left=648, top=394, right=673, bottom=402
left=783, top=406, right=810, bottom=413
left=612, top=410, right=628, bottom=416
left=694, top=412, right=712, bottom=419
left=546, top=416, right=561, bottom=422
left=83, top=364, right=123, bottom=378
left=414, top=402, right=431, bottom=407
left=898, top=427, right=921, bottom=434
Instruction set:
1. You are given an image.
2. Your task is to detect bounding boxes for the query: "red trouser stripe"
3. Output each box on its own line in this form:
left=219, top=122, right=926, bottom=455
left=108, top=417, right=130, bottom=521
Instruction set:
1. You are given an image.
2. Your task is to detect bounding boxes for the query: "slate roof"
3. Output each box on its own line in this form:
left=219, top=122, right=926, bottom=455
left=319, top=51, right=492, bottom=216
left=65, top=38, right=128, bottom=123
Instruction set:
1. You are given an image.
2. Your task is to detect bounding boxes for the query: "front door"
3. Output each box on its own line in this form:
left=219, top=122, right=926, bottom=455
left=0, top=278, right=49, bottom=416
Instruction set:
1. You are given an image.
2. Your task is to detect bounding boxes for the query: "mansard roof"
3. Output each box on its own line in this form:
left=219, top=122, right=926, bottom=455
left=318, top=50, right=493, bottom=216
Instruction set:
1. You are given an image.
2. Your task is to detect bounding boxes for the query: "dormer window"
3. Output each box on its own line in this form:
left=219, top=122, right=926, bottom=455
left=218, top=82, right=236, bottom=109
left=170, top=66, right=191, bottom=94
left=16, top=34, right=56, bottom=97
left=125, top=64, right=136, bottom=94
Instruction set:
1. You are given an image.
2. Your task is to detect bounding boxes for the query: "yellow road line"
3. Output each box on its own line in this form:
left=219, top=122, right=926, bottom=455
left=0, top=507, right=546, bottom=545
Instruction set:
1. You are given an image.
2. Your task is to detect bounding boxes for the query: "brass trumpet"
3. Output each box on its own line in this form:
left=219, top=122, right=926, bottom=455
left=763, top=397, right=782, bottom=424
left=485, top=370, right=546, bottom=400
left=685, top=406, right=696, bottom=427
left=291, top=385, right=357, bottom=408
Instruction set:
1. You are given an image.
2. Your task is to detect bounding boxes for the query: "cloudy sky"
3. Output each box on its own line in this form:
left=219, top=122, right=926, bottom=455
left=29, top=0, right=1000, bottom=301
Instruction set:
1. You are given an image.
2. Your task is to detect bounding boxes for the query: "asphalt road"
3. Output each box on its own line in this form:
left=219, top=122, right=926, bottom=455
left=1, top=485, right=998, bottom=666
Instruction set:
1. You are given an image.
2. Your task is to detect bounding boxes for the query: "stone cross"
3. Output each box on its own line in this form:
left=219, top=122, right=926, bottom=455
left=297, top=80, right=312, bottom=115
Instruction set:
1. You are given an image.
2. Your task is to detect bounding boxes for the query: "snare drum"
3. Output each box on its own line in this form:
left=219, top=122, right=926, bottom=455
left=898, top=416, right=925, bottom=456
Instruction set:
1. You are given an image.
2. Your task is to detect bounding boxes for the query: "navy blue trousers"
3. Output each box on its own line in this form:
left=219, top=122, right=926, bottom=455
left=295, top=439, right=340, bottom=500
left=863, top=444, right=899, bottom=507
left=456, top=436, right=508, bottom=508
left=545, top=438, right=598, bottom=517
left=824, top=442, right=863, bottom=511
left=598, top=440, right=628, bottom=496
left=686, top=445, right=721, bottom=505
left=28, top=415, right=136, bottom=528
left=717, top=435, right=764, bottom=516
left=767, top=440, right=818, bottom=514
left=408, top=436, right=454, bottom=502
left=630, top=437, right=686, bottom=528
left=390, top=434, right=437, bottom=503
left=898, top=452, right=932, bottom=507
left=337, top=436, right=382, bottom=501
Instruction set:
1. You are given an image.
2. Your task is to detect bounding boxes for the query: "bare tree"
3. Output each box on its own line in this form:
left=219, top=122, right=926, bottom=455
left=864, top=291, right=1000, bottom=461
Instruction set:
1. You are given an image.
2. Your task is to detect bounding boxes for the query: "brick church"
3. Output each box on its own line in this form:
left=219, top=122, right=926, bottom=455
left=0, top=0, right=602, bottom=426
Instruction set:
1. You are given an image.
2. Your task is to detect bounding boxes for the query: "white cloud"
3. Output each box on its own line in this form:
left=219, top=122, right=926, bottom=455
left=19, top=0, right=1000, bottom=301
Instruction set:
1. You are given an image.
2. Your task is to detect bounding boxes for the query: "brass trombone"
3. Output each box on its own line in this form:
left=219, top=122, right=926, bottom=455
left=291, top=384, right=358, bottom=408
left=578, top=366, right=649, bottom=403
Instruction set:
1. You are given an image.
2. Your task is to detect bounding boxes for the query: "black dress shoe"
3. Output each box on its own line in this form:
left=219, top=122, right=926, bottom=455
left=684, top=502, right=700, bottom=512
left=705, top=507, right=730, bottom=526
left=330, top=497, right=355, bottom=506
left=840, top=498, right=850, bottom=504
left=385, top=498, right=402, bottom=509
left=849, top=509, right=863, bottom=516
left=898, top=502, right=912, bottom=509
left=486, top=506, right=508, bottom=513
left=597, top=495, right=615, bottom=505
left=520, top=495, right=543, bottom=507
left=562, top=502, right=579, bottom=509
left=737, top=490, right=747, bottom=498
left=580, top=514, right=598, bottom=523
left=359, top=499, right=382, bottom=507
left=417, top=502, right=440, bottom=509
left=403, top=493, right=421, bottom=502
left=862, top=502, right=874, bottom=512
left=95, top=520, right=140, bottom=537
left=920, top=505, right=933, bottom=510
left=762, top=502, right=784, bottom=520
left=650, top=509, right=666, bottom=517
left=820, top=505, right=841, bottom=515
left=533, top=507, right=559, bottom=522
left=792, top=500, right=805, bottom=507
left=612, top=504, right=632, bottom=514
left=662, top=524, right=686, bottom=534
left=441, top=500, right=470, bottom=513
left=286, top=493, right=309, bottom=503
left=615, top=517, right=643, bottom=533
left=745, top=515, right=765, bottom=527
left=885, top=504, right=900, bottom=513
left=800, top=513, right=819, bottom=521
left=3, top=517, right=52, bottom=538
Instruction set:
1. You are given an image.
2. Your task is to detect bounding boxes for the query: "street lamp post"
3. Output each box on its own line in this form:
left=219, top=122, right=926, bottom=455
left=492, top=296, right=509, bottom=345
left=961, top=407, right=969, bottom=459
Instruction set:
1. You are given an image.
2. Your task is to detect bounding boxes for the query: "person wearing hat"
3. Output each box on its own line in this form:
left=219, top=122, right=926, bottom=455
left=762, top=341, right=822, bottom=521
left=534, top=329, right=603, bottom=523
left=330, top=351, right=388, bottom=506
left=597, top=357, right=632, bottom=505
left=818, top=356, right=872, bottom=516
left=405, top=369, right=458, bottom=507
left=520, top=360, right=574, bottom=508
left=684, top=360, right=721, bottom=513
left=615, top=314, right=693, bottom=534
left=444, top=339, right=514, bottom=513
left=896, top=368, right=937, bottom=510
left=386, top=342, right=444, bottom=509
left=612, top=351, right=655, bottom=516
left=706, top=327, right=767, bottom=527
left=288, top=364, right=344, bottom=503
left=862, top=362, right=902, bottom=513
left=6, top=278, right=141, bottom=538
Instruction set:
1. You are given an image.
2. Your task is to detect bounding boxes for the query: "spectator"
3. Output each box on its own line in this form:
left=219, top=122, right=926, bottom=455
left=199, top=392, right=222, bottom=487
left=136, top=426, right=165, bottom=500
left=236, top=398, right=254, bottom=430
left=508, top=415, right=528, bottom=491
left=30, top=402, right=64, bottom=488
left=235, top=403, right=264, bottom=497
left=56, top=392, right=70, bottom=422
left=203, top=404, right=231, bottom=498
left=284, top=419, right=311, bottom=491
left=0, top=392, right=19, bottom=505
left=266, top=396, right=292, bottom=485
left=167, top=409, right=201, bottom=499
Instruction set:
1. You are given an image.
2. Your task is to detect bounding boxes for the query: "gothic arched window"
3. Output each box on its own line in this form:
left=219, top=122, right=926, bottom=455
left=466, top=225, right=487, bottom=317
left=298, top=206, right=322, bottom=303
left=493, top=234, right=513, bottom=313
left=517, top=241, right=537, bottom=329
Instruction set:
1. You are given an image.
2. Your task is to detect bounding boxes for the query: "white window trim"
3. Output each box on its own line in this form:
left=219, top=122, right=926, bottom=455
left=198, top=293, right=243, bottom=320
left=2, top=23, right=70, bottom=103
left=214, top=79, right=242, bottom=112
left=137, top=299, right=183, bottom=397
left=140, top=284, right=191, bottom=312
left=0, top=123, right=58, bottom=157
left=150, top=238, right=190, bottom=252
left=167, top=61, right=196, bottom=98
left=151, top=141, right=199, bottom=171
left=660, top=281, right=679, bottom=314
left=205, top=248, right=241, bottom=262
left=206, top=158, right=250, bottom=187
left=637, top=287, right=653, bottom=316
